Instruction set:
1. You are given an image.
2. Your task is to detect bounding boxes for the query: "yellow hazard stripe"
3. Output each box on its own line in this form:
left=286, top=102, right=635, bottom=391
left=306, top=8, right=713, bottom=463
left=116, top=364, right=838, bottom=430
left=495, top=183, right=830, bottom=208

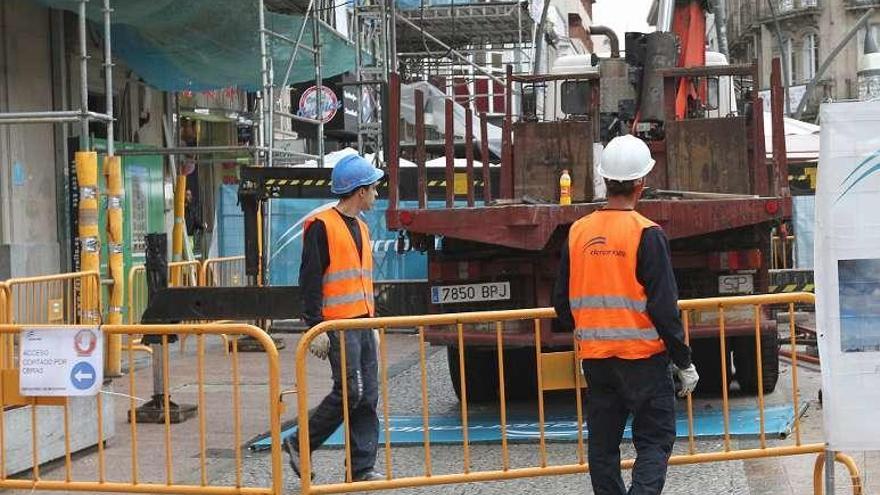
left=769, top=283, right=814, bottom=293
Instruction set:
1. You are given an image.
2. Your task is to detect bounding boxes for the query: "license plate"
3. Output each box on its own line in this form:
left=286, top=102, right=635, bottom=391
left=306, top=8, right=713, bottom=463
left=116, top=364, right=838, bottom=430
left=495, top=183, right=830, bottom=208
left=431, top=282, right=511, bottom=304
left=718, top=274, right=754, bottom=295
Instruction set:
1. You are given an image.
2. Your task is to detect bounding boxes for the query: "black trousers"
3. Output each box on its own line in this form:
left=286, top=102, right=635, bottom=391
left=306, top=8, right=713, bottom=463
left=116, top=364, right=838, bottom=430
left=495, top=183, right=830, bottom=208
left=293, top=330, right=379, bottom=477
left=582, top=354, right=676, bottom=495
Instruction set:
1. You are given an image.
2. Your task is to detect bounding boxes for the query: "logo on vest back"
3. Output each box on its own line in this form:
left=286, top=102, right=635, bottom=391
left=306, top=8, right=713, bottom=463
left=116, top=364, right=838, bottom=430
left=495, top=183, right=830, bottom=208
left=583, top=236, right=625, bottom=257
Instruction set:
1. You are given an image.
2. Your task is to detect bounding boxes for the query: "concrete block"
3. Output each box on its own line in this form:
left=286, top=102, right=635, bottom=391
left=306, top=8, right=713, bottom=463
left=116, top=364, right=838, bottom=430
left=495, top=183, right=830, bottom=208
left=2, top=390, right=115, bottom=476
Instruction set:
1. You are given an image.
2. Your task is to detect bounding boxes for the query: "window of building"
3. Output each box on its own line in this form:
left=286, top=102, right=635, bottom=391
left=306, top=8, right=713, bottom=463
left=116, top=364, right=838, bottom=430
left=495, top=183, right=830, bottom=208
left=802, top=33, right=819, bottom=82
left=779, top=0, right=794, bottom=12
left=775, top=36, right=798, bottom=86
left=869, top=24, right=880, bottom=55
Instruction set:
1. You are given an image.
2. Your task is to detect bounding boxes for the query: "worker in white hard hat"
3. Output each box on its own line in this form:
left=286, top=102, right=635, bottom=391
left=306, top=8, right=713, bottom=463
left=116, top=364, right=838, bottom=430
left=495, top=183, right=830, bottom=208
left=553, top=134, right=699, bottom=494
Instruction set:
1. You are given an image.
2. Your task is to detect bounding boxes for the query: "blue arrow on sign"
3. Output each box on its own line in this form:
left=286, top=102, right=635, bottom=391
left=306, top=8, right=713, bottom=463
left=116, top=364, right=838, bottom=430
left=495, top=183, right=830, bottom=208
left=70, top=361, right=97, bottom=391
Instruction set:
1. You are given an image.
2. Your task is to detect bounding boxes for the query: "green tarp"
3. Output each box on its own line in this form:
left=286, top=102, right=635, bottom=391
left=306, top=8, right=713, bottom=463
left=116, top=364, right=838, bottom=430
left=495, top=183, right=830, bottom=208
left=36, top=0, right=356, bottom=91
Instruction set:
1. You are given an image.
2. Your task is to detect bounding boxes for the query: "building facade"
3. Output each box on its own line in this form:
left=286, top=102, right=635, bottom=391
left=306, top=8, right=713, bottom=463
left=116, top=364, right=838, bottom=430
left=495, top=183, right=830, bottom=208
left=724, top=0, right=880, bottom=119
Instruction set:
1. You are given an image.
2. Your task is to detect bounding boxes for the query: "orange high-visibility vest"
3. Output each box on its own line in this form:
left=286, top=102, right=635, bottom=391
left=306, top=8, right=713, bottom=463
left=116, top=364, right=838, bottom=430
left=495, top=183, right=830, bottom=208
left=568, top=210, right=667, bottom=360
left=305, top=209, right=375, bottom=320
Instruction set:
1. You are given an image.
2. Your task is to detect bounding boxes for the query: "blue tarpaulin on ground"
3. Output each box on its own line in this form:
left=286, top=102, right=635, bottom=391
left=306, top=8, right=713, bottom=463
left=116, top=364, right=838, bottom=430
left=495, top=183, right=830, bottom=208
left=249, top=404, right=802, bottom=451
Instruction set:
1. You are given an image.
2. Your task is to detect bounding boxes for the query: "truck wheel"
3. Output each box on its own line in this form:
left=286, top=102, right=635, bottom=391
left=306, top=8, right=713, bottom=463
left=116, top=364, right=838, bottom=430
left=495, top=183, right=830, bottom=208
left=689, top=338, right=732, bottom=395
left=501, top=348, right=538, bottom=402
left=447, top=346, right=499, bottom=403
left=732, top=332, right=780, bottom=394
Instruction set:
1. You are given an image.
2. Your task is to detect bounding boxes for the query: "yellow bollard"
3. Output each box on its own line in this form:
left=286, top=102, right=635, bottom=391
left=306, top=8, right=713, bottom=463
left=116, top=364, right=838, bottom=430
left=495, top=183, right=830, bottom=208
left=105, top=155, right=124, bottom=376
left=75, top=151, right=101, bottom=325
left=171, top=173, right=187, bottom=286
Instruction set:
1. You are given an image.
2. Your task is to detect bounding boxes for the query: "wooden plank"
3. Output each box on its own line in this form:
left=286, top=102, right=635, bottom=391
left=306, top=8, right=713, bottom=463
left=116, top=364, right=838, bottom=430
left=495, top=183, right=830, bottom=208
left=666, top=117, right=751, bottom=195
left=513, top=121, right=594, bottom=203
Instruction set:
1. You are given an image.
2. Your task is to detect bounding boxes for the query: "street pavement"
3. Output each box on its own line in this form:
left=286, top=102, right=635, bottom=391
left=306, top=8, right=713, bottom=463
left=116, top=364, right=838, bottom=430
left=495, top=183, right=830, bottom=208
left=7, top=330, right=879, bottom=494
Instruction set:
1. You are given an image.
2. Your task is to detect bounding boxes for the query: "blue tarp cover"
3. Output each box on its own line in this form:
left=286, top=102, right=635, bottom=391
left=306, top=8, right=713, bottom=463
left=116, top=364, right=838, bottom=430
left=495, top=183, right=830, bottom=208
left=249, top=404, right=803, bottom=451
left=36, top=0, right=357, bottom=91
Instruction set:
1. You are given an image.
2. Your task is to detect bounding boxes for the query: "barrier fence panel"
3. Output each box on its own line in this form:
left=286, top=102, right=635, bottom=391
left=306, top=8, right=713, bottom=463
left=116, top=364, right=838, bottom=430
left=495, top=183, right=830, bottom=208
left=3, top=272, right=102, bottom=372
left=6, top=271, right=101, bottom=326
left=295, top=292, right=861, bottom=495
left=0, top=323, right=283, bottom=495
left=127, top=266, right=147, bottom=325
left=771, top=234, right=796, bottom=270
left=201, top=256, right=246, bottom=287
left=0, top=283, right=10, bottom=368
left=169, top=260, right=201, bottom=288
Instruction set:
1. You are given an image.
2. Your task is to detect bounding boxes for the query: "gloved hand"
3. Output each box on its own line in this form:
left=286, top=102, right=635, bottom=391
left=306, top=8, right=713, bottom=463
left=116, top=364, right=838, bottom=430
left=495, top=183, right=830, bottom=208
left=309, top=332, right=331, bottom=360
left=373, top=329, right=380, bottom=348
left=674, top=364, right=699, bottom=397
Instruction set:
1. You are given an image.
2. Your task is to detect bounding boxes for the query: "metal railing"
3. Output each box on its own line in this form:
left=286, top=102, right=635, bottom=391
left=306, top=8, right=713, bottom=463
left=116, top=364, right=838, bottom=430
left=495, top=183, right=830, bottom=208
left=169, top=260, right=201, bottom=288
left=771, top=234, right=796, bottom=270
left=200, top=255, right=247, bottom=287
left=0, top=323, right=282, bottom=494
left=0, top=283, right=10, bottom=368
left=5, top=271, right=101, bottom=326
left=2, top=271, right=103, bottom=370
left=294, top=292, right=861, bottom=494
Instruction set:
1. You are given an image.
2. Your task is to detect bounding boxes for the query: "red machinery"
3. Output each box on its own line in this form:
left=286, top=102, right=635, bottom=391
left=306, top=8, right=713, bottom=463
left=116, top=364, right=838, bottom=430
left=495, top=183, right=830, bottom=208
left=384, top=1, right=791, bottom=401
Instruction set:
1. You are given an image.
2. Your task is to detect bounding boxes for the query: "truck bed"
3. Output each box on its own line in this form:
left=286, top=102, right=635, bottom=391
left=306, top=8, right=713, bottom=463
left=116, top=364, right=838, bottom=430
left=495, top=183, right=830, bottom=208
left=387, top=197, right=792, bottom=251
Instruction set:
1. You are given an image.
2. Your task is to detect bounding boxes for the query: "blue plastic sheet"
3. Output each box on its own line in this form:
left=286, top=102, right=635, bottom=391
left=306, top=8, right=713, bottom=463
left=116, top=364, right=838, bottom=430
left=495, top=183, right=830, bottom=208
left=249, top=404, right=802, bottom=451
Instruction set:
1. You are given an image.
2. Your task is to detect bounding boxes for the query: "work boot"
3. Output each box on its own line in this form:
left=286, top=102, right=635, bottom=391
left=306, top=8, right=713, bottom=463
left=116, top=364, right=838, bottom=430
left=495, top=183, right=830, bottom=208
left=353, top=469, right=385, bottom=482
left=282, top=438, right=314, bottom=480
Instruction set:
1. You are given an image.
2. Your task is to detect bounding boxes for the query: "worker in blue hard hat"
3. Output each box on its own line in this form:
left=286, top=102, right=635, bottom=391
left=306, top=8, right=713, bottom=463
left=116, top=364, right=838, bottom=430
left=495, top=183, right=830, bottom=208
left=283, top=153, right=385, bottom=483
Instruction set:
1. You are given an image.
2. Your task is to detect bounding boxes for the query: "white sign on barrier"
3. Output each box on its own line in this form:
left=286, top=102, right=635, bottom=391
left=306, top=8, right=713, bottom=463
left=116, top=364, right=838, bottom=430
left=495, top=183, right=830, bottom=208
left=815, top=101, right=880, bottom=451
left=19, top=327, right=104, bottom=397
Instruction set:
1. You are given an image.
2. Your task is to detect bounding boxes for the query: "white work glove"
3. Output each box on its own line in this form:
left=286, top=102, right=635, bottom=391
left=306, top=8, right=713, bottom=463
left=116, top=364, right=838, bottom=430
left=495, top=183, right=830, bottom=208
left=674, top=364, right=699, bottom=398
left=309, top=332, right=331, bottom=360
left=373, top=329, right=380, bottom=349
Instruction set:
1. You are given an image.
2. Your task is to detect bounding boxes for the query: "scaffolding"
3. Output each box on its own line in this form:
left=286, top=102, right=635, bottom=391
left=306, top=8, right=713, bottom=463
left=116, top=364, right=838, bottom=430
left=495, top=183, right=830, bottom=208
left=348, top=0, right=535, bottom=165
left=0, top=0, right=114, bottom=147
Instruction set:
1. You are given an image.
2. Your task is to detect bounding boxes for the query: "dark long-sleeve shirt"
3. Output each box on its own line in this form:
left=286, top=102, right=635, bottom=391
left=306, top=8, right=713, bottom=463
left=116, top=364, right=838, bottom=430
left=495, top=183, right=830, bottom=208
left=299, top=208, right=364, bottom=328
left=553, top=220, right=691, bottom=368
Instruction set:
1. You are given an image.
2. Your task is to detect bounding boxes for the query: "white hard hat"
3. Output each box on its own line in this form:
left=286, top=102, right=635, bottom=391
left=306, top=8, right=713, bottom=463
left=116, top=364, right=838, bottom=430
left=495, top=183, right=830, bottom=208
left=598, top=135, right=656, bottom=181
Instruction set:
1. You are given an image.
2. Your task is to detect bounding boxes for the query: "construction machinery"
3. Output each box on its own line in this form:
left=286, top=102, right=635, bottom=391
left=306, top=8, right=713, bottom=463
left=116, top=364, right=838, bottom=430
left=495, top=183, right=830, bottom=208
left=384, top=0, right=791, bottom=401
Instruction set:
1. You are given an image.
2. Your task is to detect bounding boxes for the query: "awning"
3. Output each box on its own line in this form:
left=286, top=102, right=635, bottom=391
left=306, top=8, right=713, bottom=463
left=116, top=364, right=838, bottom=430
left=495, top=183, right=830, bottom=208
left=764, top=112, right=820, bottom=164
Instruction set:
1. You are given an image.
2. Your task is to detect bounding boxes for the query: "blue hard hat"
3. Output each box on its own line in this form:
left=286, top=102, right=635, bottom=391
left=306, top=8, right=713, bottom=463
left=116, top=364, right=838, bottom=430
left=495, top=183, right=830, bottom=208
left=331, top=154, right=384, bottom=195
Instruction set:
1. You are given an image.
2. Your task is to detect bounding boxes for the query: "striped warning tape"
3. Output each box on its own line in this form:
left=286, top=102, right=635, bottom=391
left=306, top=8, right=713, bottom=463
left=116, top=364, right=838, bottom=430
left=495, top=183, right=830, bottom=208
left=768, top=283, right=814, bottom=293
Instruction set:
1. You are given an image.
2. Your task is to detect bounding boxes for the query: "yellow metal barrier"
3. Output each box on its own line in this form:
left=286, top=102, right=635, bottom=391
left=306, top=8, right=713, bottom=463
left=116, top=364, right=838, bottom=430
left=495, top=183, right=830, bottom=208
left=127, top=265, right=147, bottom=325
left=0, top=282, right=11, bottom=368
left=5, top=271, right=101, bottom=327
left=0, top=322, right=282, bottom=494
left=169, top=260, right=201, bottom=288
left=813, top=452, right=863, bottom=495
left=201, top=256, right=246, bottom=287
left=771, top=234, right=796, bottom=270
left=295, top=292, right=859, bottom=495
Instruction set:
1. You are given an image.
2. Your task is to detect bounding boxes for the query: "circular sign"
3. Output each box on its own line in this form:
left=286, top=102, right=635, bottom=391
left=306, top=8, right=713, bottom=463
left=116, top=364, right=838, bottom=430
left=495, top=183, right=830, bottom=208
left=74, top=328, right=97, bottom=356
left=298, top=86, right=341, bottom=123
left=70, top=361, right=97, bottom=390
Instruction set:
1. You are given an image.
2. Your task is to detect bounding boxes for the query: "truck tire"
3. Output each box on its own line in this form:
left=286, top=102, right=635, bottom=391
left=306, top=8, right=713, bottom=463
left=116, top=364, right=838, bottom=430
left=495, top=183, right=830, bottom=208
left=732, top=332, right=780, bottom=394
left=689, top=338, right=732, bottom=395
left=500, top=348, right=538, bottom=402
left=447, top=346, right=499, bottom=403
